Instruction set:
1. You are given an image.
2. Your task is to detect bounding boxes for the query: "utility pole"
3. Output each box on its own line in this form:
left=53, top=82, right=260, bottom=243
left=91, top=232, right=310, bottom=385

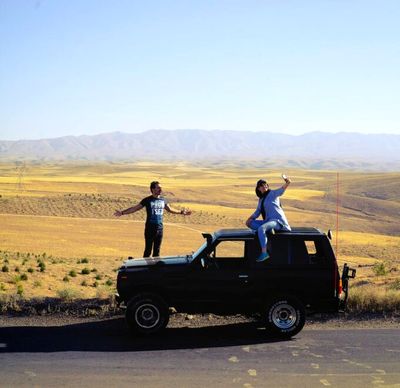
left=15, top=161, right=26, bottom=192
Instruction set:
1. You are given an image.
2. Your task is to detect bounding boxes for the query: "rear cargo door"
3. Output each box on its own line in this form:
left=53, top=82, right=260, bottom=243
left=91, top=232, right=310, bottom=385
left=250, top=235, right=334, bottom=305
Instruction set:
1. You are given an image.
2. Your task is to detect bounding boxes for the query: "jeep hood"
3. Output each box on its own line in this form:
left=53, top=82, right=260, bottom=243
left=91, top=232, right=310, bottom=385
left=123, top=255, right=189, bottom=269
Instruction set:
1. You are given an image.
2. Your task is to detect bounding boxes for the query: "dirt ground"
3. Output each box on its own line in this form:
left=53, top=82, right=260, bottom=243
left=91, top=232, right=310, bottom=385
left=0, top=311, right=399, bottom=330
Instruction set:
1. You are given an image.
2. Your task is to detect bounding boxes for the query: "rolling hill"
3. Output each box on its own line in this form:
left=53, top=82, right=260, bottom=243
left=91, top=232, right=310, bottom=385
left=1, top=130, right=399, bottom=170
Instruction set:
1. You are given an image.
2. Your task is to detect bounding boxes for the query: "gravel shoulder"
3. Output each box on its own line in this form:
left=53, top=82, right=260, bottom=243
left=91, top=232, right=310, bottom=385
left=1, top=298, right=398, bottom=329
left=0, top=312, right=398, bottom=329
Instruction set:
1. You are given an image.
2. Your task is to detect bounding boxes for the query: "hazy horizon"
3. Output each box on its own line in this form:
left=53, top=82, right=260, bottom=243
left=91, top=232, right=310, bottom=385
left=2, top=128, right=400, bottom=142
left=1, top=130, right=399, bottom=173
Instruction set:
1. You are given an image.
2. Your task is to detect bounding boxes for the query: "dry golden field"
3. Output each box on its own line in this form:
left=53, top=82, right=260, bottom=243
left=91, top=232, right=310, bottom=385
left=0, top=161, right=399, bottom=308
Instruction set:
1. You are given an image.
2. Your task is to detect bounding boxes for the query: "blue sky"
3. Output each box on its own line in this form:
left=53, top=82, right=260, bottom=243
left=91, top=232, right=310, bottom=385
left=1, top=0, right=399, bottom=140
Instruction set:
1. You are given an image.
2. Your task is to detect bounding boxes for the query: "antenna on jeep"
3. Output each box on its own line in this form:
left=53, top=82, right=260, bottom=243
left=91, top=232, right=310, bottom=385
left=336, top=172, right=340, bottom=259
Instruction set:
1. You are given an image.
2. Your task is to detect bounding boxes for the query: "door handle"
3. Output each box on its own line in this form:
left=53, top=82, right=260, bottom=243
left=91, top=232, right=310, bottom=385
left=238, top=274, right=249, bottom=279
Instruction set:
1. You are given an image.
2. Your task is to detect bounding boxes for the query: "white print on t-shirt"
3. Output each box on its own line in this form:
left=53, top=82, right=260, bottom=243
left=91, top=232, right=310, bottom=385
left=151, top=199, right=165, bottom=215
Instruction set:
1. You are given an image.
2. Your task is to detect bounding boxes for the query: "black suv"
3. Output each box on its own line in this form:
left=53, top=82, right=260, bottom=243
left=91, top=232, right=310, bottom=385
left=116, top=227, right=356, bottom=338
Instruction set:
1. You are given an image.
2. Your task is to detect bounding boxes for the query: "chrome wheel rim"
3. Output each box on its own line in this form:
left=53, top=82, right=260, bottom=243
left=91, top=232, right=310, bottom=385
left=135, top=303, right=160, bottom=329
left=271, top=303, right=297, bottom=329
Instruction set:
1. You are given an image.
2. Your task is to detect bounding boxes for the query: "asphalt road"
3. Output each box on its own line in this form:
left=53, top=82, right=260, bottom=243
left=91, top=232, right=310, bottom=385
left=0, top=317, right=399, bottom=387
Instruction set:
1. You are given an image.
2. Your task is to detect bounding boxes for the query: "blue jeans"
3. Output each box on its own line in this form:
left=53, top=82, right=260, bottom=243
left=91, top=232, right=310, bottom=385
left=248, top=220, right=282, bottom=250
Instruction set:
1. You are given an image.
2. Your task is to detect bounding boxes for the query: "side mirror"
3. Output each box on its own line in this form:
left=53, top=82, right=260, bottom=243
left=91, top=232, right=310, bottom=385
left=327, top=230, right=332, bottom=240
left=202, top=233, right=213, bottom=249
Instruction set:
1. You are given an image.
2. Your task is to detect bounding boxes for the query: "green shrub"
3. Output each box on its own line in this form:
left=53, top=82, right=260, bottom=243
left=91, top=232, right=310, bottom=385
left=16, top=284, right=23, bottom=296
left=57, top=288, right=77, bottom=301
left=63, top=276, right=69, bottom=282
left=388, top=279, right=400, bottom=291
left=20, top=273, right=28, bottom=281
left=93, top=281, right=99, bottom=288
left=81, top=258, right=89, bottom=264
left=95, top=274, right=102, bottom=280
left=1, top=265, right=9, bottom=273
left=0, top=283, right=5, bottom=291
left=69, top=270, right=77, bottom=277
left=91, top=268, right=97, bottom=273
left=373, top=262, right=387, bottom=276
left=38, top=261, right=46, bottom=272
left=13, top=275, right=21, bottom=283
left=27, top=267, right=34, bottom=273
left=81, top=268, right=90, bottom=275
left=81, top=280, right=88, bottom=287
left=33, top=280, right=42, bottom=288
left=105, top=279, right=113, bottom=287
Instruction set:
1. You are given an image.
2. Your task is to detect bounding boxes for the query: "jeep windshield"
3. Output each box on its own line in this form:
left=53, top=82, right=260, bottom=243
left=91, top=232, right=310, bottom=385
left=191, top=233, right=217, bottom=261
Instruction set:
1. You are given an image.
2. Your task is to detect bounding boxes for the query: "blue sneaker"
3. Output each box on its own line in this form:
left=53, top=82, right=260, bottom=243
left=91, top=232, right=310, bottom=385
left=256, top=252, right=270, bottom=262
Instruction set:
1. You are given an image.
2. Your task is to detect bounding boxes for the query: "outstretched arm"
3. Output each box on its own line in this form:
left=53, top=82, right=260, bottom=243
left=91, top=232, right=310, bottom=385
left=114, top=203, right=144, bottom=217
left=281, top=175, right=291, bottom=191
left=165, top=204, right=192, bottom=216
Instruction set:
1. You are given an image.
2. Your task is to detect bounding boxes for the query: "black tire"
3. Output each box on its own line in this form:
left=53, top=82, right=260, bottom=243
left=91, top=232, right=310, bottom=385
left=126, top=293, right=169, bottom=335
left=264, top=297, right=305, bottom=338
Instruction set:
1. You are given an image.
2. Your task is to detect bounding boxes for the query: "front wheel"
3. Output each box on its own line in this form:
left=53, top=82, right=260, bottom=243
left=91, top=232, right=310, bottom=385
left=126, top=293, right=169, bottom=335
left=264, top=297, right=305, bottom=338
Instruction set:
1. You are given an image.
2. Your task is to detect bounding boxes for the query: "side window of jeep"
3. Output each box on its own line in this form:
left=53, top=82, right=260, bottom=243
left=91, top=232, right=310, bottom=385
left=270, top=237, right=328, bottom=266
left=213, top=240, right=247, bottom=268
left=291, top=238, right=328, bottom=265
left=304, top=240, right=327, bottom=265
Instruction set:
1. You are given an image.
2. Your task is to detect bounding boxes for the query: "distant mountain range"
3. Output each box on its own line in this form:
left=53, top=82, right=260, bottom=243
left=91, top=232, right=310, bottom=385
left=1, top=130, right=399, bottom=170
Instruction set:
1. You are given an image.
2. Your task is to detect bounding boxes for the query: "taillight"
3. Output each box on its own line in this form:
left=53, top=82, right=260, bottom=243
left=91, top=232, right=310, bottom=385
left=338, top=279, right=343, bottom=296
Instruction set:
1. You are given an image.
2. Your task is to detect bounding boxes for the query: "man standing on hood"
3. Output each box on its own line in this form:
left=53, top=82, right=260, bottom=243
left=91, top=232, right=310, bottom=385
left=115, top=181, right=191, bottom=257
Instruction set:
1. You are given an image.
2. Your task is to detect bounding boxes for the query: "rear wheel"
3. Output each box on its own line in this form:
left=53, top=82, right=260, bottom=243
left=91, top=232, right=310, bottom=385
left=264, top=297, right=305, bottom=338
left=126, top=293, right=169, bottom=335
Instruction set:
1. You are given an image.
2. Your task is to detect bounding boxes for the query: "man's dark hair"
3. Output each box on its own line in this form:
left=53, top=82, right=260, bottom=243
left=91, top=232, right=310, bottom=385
left=150, top=181, right=160, bottom=191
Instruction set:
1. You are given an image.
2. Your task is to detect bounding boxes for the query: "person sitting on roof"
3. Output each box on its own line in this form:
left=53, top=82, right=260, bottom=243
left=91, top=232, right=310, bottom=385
left=245, top=175, right=291, bottom=262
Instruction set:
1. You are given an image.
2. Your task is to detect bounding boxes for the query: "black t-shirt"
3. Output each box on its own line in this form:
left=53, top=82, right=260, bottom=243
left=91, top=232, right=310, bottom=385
left=140, top=196, right=168, bottom=226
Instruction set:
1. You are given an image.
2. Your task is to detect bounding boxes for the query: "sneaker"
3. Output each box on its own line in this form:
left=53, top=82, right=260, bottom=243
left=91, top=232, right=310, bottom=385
left=256, top=252, right=270, bottom=262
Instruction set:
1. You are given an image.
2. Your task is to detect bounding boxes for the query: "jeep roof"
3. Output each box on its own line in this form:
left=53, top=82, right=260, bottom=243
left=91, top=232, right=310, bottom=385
left=210, top=227, right=326, bottom=239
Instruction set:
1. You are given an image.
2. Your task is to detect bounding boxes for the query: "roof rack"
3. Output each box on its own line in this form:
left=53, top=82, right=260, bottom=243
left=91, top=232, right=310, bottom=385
left=212, top=227, right=324, bottom=239
left=290, top=227, right=322, bottom=234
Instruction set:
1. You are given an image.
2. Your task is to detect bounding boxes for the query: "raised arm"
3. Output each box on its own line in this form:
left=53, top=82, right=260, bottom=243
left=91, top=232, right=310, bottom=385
left=114, top=203, right=144, bottom=217
left=165, top=203, right=192, bottom=216
left=281, top=175, right=291, bottom=192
